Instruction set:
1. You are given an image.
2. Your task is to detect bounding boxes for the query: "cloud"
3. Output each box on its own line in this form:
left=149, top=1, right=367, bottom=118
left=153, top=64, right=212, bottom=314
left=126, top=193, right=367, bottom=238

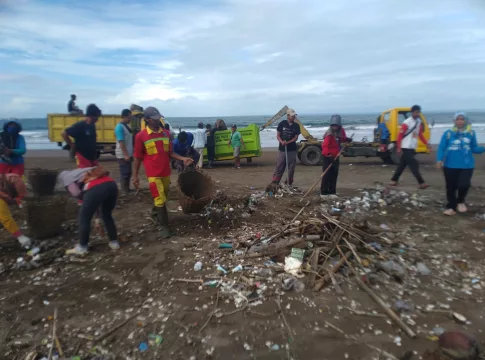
left=0, top=0, right=484, bottom=118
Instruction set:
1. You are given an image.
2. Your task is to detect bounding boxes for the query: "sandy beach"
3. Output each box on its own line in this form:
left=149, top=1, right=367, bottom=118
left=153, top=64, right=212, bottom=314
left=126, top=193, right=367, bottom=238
left=1, top=148, right=485, bottom=359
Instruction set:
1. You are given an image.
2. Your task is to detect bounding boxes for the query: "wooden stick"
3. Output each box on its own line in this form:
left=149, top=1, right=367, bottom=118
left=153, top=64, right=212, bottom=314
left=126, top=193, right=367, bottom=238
left=327, top=270, right=344, bottom=295
left=300, top=134, right=354, bottom=201
left=47, top=308, right=57, bottom=360
left=344, top=307, right=386, bottom=318
left=199, top=291, right=219, bottom=333
left=276, top=297, right=295, bottom=339
left=175, top=278, right=204, bottom=284
left=320, top=212, right=384, bottom=258
left=335, top=245, right=416, bottom=338
left=290, top=201, right=310, bottom=222
left=366, top=345, right=400, bottom=360
left=54, top=336, right=64, bottom=357
left=313, top=250, right=352, bottom=291
left=309, top=247, right=320, bottom=287
left=94, top=312, right=140, bottom=343
left=243, top=237, right=306, bottom=258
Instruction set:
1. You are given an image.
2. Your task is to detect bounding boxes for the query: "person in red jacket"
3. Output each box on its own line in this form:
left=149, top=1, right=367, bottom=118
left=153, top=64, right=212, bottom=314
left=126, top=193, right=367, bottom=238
left=321, top=115, right=349, bottom=198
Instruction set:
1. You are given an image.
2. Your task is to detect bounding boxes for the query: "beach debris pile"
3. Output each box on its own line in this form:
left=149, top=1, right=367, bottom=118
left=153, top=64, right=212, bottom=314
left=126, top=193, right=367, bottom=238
left=321, top=183, right=432, bottom=218
left=175, top=197, right=483, bottom=358
left=199, top=190, right=266, bottom=227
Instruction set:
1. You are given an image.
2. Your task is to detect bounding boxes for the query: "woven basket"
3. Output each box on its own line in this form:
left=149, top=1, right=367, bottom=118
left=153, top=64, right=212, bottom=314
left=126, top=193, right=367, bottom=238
left=25, top=195, right=67, bottom=239
left=28, top=168, right=59, bottom=196
left=178, top=169, right=215, bottom=214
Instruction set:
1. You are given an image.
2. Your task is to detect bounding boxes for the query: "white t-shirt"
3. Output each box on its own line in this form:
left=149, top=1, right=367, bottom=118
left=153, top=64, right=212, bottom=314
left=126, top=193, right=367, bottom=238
left=401, top=116, right=422, bottom=150
left=193, top=128, right=207, bottom=149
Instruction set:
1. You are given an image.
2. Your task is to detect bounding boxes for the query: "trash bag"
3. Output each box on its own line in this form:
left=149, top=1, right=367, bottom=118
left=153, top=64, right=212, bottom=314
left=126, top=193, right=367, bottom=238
left=27, top=168, right=59, bottom=196
left=215, top=119, right=227, bottom=131
left=178, top=169, right=215, bottom=214
left=26, top=195, right=67, bottom=239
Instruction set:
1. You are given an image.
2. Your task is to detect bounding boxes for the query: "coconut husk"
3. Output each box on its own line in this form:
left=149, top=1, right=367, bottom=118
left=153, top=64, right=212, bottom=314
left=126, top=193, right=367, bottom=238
left=178, top=169, right=216, bottom=214
left=27, top=168, right=59, bottom=196
left=25, top=195, right=67, bottom=239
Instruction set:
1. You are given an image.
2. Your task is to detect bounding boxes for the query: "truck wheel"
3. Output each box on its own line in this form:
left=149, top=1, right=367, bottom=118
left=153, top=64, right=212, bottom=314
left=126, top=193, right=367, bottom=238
left=246, top=157, right=252, bottom=163
left=300, top=145, right=322, bottom=166
left=381, top=148, right=400, bottom=165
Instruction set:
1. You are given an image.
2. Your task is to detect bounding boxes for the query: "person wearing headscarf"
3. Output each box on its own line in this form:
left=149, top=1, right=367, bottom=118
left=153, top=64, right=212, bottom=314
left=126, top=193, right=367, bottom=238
left=437, top=112, right=484, bottom=216
left=320, top=114, right=350, bottom=197
left=0, top=121, right=27, bottom=176
left=0, top=173, right=31, bottom=248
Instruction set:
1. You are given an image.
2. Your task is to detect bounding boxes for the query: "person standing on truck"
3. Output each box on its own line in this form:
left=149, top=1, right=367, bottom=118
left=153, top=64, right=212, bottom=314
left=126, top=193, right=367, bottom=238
left=62, top=104, right=101, bottom=168
left=321, top=115, right=350, bottom=198
left=389, top=105, right=431, bottom=189
left=132, top=106, right=193, bottom=238
left=271, top=108, right=301, bottom=185
left=228, top=124, right=245, bottom=169
left=206, top=124, right=217, bottom=168
left=115, top=109, right=133, bottom=194
left=193, top=122, right=207, bottom=168
left=436, top=112, right=484, bottom=216
left=68, top=94, right=83, bottom=115
left=0, top=121, right=27, bottom=176
left=173, top=131, right=200, bottom=173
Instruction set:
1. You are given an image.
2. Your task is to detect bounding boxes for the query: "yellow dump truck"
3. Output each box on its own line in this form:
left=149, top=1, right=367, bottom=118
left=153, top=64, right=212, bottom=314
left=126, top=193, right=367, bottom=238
left=47, top=113, right=262, bottom=162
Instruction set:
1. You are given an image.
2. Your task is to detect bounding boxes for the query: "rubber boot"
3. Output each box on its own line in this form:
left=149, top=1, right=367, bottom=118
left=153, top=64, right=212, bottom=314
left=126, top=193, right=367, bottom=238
left=157, top=205, right=174, bottom=239
left=121, top=178, right=131, bottom=194
left=151, top=206, right=158, bottom=224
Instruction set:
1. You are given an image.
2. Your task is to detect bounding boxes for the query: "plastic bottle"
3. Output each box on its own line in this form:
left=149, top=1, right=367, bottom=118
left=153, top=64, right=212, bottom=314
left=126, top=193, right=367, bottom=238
left=194, top=261, right=203, bottom=271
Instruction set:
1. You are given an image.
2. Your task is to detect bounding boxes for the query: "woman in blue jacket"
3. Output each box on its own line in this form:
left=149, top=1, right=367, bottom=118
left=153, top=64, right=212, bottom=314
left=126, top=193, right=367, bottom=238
left=0, top=121, right=27, bottom=176
left=437, top=112, right=484, bottom=215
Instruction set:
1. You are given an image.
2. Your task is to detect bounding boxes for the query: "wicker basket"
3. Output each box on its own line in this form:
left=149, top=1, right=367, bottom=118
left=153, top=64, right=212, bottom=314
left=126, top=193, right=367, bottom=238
left=28, top=168, right=59, bottom=196
left=178, top=169, right=215, bottom=214
left=25, top=195, right=67, bottom=239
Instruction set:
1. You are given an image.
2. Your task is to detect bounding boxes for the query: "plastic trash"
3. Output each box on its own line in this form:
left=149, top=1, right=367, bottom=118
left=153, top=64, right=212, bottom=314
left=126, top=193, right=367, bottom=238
left=216, top=265, right=228, bottom=274
left=218, top=243, right=233, bottom=249
left=284, top=257, right=303, bottom=277
left=148, top=334, right=163, bottom=347
left=256, top=268, right=274, bottom=277
left=378, top=260, right=406, bottom=280
left=282, top=277, right=305, bottom=292
left=416, top=262, right=431, bottom=275
left=232, top=264, right=243, bottom=273
left=194, top=261, right=203, bottom=271
left=234, top=249, right=245, bottom=256
left=27, top=247, right=40, bottom=256
left=139, top=342, right=149, bottom=352
left=393, top=300, right=414, bottom=313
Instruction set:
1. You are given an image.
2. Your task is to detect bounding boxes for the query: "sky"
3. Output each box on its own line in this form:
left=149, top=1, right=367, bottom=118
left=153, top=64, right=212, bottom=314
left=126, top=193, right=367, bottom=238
left=1, top=0, right=484, bottom=118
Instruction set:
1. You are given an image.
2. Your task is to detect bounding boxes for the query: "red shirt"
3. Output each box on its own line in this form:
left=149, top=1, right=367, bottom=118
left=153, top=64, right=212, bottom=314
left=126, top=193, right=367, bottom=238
left=84, top=176, right=115, bottom=191
left=322, top=128, right=347, bottom=158
left=134, top=127, right=172, bottom=177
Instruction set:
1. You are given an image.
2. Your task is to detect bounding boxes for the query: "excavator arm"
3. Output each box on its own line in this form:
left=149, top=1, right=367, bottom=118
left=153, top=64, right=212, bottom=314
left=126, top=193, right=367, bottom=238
left=259, top=105, right=319, bottom=143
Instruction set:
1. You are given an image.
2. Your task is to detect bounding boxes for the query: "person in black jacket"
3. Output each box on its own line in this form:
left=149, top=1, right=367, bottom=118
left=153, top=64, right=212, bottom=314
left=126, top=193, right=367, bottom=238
left=206, top=124, right=217, bottom=168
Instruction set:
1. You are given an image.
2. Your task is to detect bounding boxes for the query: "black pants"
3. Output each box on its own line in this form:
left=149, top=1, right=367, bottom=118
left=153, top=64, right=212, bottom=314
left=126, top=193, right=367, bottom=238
left=391, top=149, right=424, bottom=184
left=117, top=158, right=132, bottom=180
left=443, top=167, right=473, bottom=210
left=207, top=146, right=215, bottom=162
left=80, top=181, right=118, bottom=247
left=321, top=157, right=339, bottom=195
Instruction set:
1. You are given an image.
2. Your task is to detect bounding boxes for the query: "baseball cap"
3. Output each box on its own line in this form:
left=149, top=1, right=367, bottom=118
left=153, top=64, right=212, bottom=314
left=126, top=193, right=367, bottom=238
left=231, top=124, right=237, bottom=129
left=144, top=106, right=163, bottom=120
left=286, top=108, right=297, bottom=117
